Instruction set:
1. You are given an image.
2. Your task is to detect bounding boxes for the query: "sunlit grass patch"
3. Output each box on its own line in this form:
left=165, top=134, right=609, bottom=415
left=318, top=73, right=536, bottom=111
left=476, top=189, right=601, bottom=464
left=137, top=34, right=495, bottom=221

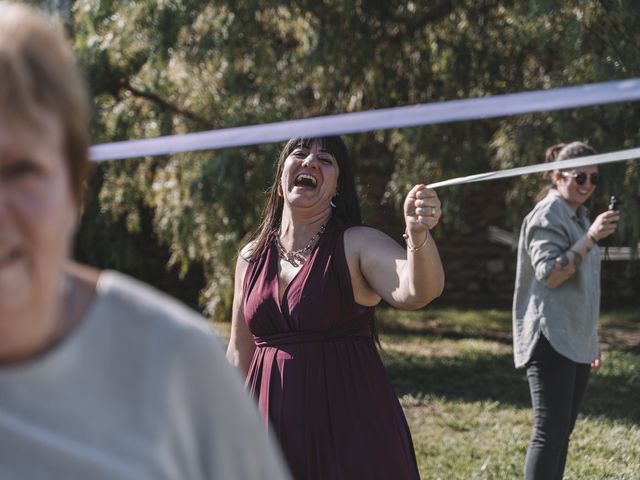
left=403, top=396, right=529, bottom=479
left=377, top=307, right=640, bottom=479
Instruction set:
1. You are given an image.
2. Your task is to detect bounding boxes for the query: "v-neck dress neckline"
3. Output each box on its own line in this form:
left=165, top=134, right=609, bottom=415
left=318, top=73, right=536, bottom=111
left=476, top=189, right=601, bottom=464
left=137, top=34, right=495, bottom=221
left=273, top=233, right=322, bottom=317
left=241, top=221, right=420, bottom=480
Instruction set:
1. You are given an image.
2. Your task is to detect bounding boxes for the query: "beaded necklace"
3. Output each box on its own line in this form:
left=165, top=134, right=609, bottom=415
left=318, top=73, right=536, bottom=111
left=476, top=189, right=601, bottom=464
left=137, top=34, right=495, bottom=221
left=275, top=223, right=327, bottom=267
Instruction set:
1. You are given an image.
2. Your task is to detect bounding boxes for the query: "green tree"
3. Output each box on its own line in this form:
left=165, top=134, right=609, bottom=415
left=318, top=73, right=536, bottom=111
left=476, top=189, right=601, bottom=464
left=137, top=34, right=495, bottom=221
left=70, top=0, right=640, bottom=319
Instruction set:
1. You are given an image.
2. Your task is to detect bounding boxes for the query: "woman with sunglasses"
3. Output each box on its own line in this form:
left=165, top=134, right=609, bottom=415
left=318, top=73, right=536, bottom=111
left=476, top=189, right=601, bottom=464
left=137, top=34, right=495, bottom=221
left=513, top=141, right=619, bottom=480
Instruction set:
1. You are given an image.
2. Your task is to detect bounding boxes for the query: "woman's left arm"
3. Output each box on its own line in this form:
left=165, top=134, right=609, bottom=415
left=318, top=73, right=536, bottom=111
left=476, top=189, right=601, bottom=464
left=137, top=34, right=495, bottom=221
left=353, top=184, right=444, bottom=309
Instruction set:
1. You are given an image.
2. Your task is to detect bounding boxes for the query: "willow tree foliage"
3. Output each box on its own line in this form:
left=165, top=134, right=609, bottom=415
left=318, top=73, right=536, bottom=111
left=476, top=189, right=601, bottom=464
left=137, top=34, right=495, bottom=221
left=67, top=0, right=640, bottom=318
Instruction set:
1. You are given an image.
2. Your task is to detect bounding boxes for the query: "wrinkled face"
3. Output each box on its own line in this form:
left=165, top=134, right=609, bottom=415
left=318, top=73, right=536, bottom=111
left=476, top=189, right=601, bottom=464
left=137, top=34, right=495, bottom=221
left=555, top=165, right=599, bottom=210
left=0, top=110, right=76, bottom=318
left=280, top=140, right=340, bottom=212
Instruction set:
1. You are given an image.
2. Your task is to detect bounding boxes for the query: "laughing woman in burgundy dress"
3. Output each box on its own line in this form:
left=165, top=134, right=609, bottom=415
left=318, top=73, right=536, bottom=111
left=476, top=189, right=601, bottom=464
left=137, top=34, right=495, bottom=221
left=227, top=136, right=444, bottom=479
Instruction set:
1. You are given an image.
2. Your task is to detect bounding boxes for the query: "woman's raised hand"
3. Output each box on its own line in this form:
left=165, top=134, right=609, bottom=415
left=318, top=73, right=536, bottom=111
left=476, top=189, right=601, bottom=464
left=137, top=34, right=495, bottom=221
left=404, top=184, right=441, bottom=234
left=588, top=210, right=620, bottom=242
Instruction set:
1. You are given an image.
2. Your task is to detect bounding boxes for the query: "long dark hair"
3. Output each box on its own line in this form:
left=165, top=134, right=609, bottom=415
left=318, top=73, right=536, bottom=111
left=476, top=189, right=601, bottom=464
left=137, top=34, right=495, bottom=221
left=535, top=141, right=597, bottom=201
left=245, top=136, right=384, bottom=349
left=246, top=136, right=362, bottom=262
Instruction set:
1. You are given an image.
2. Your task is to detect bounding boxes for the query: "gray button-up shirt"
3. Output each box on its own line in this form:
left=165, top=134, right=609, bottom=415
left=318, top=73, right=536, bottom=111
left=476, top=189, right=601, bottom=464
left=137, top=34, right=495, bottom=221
left=513, top=189, right=600, bottom=368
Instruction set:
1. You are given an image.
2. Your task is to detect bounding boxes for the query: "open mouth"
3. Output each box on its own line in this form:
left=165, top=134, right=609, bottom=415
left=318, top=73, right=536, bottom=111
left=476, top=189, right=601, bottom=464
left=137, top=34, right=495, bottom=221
left=293, top=174, right=318, bottom=188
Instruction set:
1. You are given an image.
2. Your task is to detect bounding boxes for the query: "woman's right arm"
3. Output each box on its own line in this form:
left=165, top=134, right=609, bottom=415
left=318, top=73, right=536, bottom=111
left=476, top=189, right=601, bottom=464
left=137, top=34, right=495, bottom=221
left=544, top=210, right=619, bottom=288
left=529, top=209, right=619, bottom=289
left=226, top=253, right=255, bottom=376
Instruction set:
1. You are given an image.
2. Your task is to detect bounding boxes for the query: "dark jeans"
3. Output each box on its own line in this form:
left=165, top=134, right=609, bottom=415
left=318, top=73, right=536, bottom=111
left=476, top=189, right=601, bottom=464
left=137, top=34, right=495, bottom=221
left=524, top=335, right=591, bottom=480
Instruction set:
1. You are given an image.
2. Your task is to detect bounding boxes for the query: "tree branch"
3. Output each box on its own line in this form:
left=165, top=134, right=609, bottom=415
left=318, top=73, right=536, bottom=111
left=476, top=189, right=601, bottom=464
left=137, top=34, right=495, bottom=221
left=122, top=81, right=208, bottom=125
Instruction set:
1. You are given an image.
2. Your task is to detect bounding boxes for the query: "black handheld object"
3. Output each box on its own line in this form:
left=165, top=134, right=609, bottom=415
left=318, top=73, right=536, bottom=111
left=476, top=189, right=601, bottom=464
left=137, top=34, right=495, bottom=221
left=608, top=195, right=620, bottom=211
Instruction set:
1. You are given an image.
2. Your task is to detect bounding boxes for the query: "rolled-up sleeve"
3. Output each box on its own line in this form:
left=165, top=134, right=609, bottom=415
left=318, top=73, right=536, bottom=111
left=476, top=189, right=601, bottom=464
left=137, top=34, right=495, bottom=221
left=526, top=211, right=570, bottom=283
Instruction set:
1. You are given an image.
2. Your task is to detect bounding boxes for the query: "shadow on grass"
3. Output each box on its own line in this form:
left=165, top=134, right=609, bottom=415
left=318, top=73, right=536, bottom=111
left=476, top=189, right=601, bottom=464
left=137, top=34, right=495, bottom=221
left=381, top=321, right=513, bottom=346
left=384, top=347, right=640, bottom=425
left=380, top=318, right=640, bottom=353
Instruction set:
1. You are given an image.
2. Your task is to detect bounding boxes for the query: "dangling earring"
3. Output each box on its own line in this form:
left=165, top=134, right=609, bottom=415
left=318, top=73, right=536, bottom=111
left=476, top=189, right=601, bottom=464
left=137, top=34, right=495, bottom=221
left=330, top=193, right=338, bottom=208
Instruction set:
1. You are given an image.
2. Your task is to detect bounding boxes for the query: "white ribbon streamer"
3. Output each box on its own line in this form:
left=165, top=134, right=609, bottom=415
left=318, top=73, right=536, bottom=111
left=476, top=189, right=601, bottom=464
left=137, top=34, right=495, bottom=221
left=426, top=147, right=640, bottom=189
left=90, top=78, right=640, bottom=162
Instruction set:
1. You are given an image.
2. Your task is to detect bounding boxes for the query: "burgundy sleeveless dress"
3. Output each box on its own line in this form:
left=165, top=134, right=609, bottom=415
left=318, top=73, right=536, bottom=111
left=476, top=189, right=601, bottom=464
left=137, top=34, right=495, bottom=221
left=244, top=222, right=420, bottom=480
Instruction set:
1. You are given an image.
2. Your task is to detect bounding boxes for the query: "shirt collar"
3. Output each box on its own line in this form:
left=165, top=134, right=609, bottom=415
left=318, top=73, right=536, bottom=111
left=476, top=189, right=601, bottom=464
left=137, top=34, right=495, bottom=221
left=546, top=189, right=590, bottom=223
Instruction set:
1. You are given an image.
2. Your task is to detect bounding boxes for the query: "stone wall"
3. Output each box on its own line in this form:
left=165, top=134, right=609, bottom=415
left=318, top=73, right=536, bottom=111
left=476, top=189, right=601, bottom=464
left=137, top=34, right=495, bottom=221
left=437, top=229, right=518, bottom=308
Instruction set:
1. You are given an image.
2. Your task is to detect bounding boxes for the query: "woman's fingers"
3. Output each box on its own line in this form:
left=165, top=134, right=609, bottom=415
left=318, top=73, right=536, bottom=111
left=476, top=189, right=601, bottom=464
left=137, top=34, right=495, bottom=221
left=591, top=211, right=620, bottom=241
left=405, top=184, right=441, bottom=230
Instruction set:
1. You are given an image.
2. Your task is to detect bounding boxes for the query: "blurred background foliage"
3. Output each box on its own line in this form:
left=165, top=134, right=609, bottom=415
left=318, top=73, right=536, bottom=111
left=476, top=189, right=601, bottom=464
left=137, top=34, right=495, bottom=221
left=38, top=0, right=640, bottom=319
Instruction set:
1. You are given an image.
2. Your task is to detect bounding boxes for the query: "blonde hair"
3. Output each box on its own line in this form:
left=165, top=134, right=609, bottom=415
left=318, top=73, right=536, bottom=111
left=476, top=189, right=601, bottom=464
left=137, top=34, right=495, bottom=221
left=0, top=1, right=91, bottom=204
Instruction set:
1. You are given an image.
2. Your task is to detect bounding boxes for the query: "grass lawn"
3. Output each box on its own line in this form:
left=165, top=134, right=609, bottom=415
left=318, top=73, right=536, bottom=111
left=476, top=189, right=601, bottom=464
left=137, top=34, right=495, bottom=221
left=378, top=307, right=640, bottom=479
left=214, top=307, right=640, bottom=479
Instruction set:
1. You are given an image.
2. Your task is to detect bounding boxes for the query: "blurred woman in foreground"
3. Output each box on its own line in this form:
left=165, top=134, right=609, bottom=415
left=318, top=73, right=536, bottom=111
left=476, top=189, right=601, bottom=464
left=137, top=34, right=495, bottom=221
left=0, top=3, right=290, bottom=478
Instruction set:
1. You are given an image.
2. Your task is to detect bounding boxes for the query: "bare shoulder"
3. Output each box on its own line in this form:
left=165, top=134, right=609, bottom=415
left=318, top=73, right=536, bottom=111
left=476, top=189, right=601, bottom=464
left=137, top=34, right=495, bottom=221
left=343, top=226, right=400, bottom=272
left=343, top=226, right=386, bottom=306
left=344, top=225, right=395, bottom=251
left=234, top=242, right=256, bottom=286
left=344, top=225, right=388, bottom=242
left=238, top=241, right=256, bottom=264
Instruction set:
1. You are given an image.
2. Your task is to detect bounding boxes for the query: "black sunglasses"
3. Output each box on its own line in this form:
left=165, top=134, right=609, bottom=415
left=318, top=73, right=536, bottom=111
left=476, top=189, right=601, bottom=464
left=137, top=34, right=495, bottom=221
left=561, top=171, right=600, bottom=186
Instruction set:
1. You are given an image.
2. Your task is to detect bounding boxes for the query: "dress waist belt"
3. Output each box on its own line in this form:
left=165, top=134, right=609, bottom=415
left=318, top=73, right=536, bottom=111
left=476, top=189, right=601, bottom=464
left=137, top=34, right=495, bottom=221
left=253, top=322, right=372, bottom=347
